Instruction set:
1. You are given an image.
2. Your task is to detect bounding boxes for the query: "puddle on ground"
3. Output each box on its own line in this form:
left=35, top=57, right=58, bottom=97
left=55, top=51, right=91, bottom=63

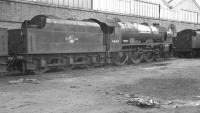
left=163, top=99, right=200, bottom=108
left=125, top=94, right=200, bottom=108
left=116, top=79, right=200, bottom=108
left=141, top=63, right=171, bottom=71
left=153, top=63, right=171, bottom=67
left=116, top=77, right=200, bottom=100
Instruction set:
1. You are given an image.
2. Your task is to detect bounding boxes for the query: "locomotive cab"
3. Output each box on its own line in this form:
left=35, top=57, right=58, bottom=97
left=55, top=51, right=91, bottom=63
left=85, top=18, right=122, bottom=52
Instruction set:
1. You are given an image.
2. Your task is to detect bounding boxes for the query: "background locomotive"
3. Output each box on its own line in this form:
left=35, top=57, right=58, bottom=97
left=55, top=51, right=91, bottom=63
left=173, top=29, right=200, bottom=58
left=1, top=15, right=172, bottom=74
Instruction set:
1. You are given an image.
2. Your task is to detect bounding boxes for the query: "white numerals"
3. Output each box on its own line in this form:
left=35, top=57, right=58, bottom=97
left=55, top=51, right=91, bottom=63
left=112, top=40, right=120, bottom=43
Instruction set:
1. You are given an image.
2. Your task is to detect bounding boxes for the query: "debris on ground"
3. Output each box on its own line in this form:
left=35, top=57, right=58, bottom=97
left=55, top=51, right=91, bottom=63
left=196, top=95, right=200, bottom=98
left=127, top=95, right=161, bottom=108
left=8, top=78, right=40, bottom=84
left=24, top=79, right=40, bottom=84
left=126, top=94, right=200, bottom=109
left=8, top=78, right=24, bottom=84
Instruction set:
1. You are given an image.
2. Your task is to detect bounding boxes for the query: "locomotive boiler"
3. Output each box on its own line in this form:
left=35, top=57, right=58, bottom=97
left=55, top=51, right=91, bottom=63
left=118, top=22, right=167, bottom=44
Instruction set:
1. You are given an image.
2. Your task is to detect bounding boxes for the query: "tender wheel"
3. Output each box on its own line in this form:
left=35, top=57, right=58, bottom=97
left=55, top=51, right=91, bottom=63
left=129, top=51, right=143, bottom=64
left=189, top=51, right=197, bottom=58
left=21, top=61, right=26, bottom=74
left=143, top=51, right=155, bottom=63
left=112, top=52, right=128, bottom=66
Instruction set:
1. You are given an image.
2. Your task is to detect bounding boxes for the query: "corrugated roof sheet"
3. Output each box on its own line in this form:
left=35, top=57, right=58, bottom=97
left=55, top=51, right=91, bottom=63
left=168, top=0, right=185, bottom=7
left=165, top=0, right=200, bottom=9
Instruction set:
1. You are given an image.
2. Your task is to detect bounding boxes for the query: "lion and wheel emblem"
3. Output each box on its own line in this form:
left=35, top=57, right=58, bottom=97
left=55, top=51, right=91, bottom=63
left=65, top=34, right=79, bottom=44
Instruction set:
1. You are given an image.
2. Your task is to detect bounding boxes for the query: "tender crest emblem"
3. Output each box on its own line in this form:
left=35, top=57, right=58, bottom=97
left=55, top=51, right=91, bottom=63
left=65, top=34, right=79, bottom=44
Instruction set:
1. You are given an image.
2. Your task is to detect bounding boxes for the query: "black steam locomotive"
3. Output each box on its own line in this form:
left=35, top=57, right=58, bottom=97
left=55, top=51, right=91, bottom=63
left=173, top=29, right=200, bottom=58
left=0, top=15, right=172, bottom=74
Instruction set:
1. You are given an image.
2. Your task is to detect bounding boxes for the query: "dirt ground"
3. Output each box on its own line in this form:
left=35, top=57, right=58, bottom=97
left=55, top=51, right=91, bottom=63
left=1, top=58, right=200, bottom=113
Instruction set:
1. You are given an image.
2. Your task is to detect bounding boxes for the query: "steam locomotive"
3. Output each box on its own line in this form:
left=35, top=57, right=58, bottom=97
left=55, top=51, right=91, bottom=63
left=0, top=15, right=172, bottom=74
left=173, top=29, right=200, bottom=58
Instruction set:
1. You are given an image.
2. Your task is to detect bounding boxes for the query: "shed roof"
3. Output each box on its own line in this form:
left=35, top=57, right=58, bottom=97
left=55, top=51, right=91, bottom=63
left=165, top=0, right=200, bottom=9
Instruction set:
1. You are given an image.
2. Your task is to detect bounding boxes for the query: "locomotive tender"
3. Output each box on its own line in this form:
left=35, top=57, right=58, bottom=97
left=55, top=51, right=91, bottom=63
left=1, top=15, right=172, bottom=74
left=0, top=28, right=8, bottom=74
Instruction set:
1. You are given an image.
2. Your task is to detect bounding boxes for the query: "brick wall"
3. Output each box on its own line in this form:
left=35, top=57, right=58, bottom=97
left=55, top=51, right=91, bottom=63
left=0, top=0, right=199, bottom=31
